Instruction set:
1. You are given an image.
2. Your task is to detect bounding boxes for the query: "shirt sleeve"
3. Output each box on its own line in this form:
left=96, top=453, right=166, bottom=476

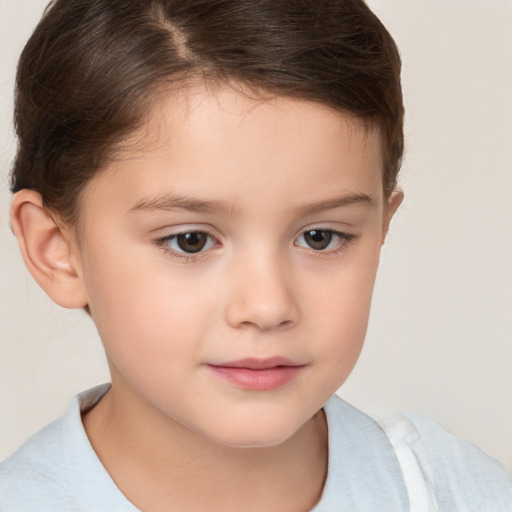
left=379, top=412, right=512, bottom=512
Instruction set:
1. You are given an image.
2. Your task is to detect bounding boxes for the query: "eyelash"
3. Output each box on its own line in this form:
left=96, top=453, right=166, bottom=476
left=154, top=228, right=356, bottom=262
left=154, top=231, right=218, bottom=263
left=295, top=229, right=356, bottom=255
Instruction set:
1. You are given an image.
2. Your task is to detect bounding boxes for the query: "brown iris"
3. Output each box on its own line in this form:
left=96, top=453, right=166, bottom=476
left=176, top=232, right=209, bottom=253
left=303, top=230, right=333, bottom=250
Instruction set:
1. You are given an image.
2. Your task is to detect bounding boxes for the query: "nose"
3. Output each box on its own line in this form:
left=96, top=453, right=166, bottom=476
left=224, top=253, right=300, bottom=332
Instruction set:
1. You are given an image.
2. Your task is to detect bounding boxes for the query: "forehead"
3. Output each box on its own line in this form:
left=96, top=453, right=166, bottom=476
left=136, top=82, right=382, bottom=162
left=82, top=83, right=384, bottom=220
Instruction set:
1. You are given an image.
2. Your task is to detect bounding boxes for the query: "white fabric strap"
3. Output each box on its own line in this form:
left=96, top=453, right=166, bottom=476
left=378, top=414, right=440, bottom=512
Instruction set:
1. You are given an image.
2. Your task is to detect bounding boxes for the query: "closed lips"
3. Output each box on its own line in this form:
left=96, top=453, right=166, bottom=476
left=207, top=358, right=305, bottom=391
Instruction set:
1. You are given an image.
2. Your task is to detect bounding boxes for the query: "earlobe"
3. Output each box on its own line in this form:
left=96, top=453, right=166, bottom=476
left=381, top=188, right=404, bottom=243
left=10, top=190, right=88, bottom=309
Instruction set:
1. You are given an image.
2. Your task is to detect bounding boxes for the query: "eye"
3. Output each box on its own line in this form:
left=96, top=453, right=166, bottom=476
left=159, top=231, right=216, bottom=254
left=295, top=229, right=354, bottom=251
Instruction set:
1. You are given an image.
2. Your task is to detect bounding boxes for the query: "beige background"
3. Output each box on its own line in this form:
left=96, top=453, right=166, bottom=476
left=1, top=1, right=511, bottom=473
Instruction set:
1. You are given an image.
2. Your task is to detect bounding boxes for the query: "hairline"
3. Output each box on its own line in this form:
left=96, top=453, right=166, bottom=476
left=65, top=76, right=389, bottom=244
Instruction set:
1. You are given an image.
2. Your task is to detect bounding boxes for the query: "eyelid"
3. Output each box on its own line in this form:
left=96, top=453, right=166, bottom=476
left=294, top=227, right=357, bottom=252
left=153, top=228, right=220, bottom=262
left=152, top=224, right=357, bottom=262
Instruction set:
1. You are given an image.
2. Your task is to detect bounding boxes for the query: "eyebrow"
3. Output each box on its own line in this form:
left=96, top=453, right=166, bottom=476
left=128, top=191, right=376, bottom=216
left=295, top=192, right=376, bottom=216
left=128, top=193, right=239, bottom=215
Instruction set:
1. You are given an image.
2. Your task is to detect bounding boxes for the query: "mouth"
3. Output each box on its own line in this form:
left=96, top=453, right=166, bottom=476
left=207, top=357, right=306, bottom=391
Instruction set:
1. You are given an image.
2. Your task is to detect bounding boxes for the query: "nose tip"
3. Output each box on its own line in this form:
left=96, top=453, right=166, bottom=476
left=224, top=263, right=300, bottom=332
left=227, top=304, right=298, bottom=332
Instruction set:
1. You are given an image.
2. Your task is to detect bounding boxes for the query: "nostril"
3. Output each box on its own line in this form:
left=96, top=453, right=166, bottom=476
left=236, top=317, right=296, bottom=332
left=277, top=319, right=295, bottom=330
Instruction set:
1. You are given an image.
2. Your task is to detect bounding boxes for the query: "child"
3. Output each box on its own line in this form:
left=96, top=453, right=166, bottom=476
left=1, top=0, right=511, bottom=510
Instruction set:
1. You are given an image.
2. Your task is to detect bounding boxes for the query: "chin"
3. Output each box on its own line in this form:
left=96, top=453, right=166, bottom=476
left=215, top=432, right=296, bottom=450
left=201, top=414, right=306, bottom=450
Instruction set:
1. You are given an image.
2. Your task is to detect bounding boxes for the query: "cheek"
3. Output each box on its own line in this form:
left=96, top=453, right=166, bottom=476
left=311, top=246, right=380, bottom=370
left=82, top=246, right=207, bottom=364
left=84, top=270, right=204, bottom=408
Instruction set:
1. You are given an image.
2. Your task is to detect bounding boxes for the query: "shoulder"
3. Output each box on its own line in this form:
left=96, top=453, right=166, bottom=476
left=379, top=412, right=512, bottom=512
left=0, top=384, right=135, bottom=512
left=0, top=404, right=77, bottom=510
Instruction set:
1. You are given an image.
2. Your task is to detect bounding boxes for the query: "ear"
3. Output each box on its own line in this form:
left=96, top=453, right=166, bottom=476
left=381, top=188, right=404, bottom=244
left=10, top=190, right=88, bottom=309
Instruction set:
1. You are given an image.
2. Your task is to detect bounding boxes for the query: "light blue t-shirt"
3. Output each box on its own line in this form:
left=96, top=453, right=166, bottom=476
left=0, top=384, right=511, bottom=511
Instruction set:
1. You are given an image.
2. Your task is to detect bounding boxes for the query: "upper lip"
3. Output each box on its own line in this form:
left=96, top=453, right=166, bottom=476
left=210, top=357, right=303, bottom=370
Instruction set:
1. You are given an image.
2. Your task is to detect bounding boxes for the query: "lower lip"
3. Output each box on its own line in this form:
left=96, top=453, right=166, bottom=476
left=208, top=365, right=304, bottom=391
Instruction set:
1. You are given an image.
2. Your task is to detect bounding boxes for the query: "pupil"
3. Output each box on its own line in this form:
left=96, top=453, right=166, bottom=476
left=305, top=230, right=332, bottom=250
left=177, top=232, right=207, bottom=253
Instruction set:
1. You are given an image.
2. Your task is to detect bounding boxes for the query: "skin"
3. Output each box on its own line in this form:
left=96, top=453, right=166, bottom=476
left=11, top=83, right=402, bottom=511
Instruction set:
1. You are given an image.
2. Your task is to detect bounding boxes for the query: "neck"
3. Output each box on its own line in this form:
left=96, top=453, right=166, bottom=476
left=82, top=381, right=328, bottom=512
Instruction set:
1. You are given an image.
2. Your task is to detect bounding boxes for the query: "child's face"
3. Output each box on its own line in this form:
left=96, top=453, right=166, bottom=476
left=74, top=84, right=396, bottom=447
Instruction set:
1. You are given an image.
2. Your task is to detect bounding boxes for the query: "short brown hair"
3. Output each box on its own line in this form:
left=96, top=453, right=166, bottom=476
left=11, top=0, right=403, bottom=225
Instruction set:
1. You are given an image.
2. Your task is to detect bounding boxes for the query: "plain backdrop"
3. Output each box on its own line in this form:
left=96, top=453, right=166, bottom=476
left=1, top=1, right=511, bottom=474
